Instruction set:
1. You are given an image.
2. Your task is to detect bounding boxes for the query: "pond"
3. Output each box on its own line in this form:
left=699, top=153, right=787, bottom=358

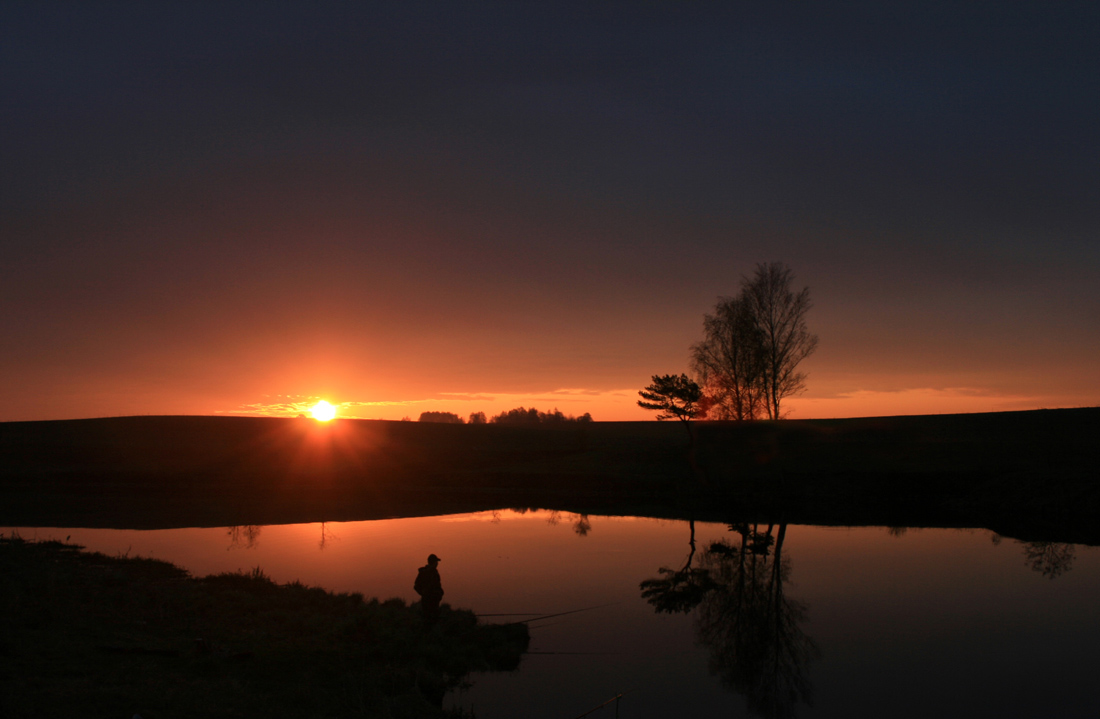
left=8, top=510, right=1099, bottom=718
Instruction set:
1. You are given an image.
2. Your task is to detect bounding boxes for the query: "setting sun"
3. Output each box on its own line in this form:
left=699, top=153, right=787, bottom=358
left=310, top=400, right=336, bottom=422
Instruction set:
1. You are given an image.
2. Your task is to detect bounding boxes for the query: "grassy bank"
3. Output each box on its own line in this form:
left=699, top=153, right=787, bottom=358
left=0, top=536, right=528, bottom=719
left=1, top=408, right=1098, bottom=541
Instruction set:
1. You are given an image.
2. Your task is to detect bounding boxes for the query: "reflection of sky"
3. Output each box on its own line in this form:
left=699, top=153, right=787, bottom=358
left=3, top=5, right=1098, bottom=421
left=8, top=513, right=1099, bottom=717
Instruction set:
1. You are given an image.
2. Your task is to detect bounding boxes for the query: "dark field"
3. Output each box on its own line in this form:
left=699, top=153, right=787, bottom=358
left=2, top=409, right=1098, bottom=717
left=2, top=408, right=1098, bottom=544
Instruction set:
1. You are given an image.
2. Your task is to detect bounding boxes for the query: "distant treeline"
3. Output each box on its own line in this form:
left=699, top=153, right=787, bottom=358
left=418, top=408, right=593, bottom=425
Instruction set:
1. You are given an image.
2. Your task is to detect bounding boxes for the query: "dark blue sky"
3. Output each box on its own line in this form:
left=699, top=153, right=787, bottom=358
left=3, top=2, right=1098, bottom=420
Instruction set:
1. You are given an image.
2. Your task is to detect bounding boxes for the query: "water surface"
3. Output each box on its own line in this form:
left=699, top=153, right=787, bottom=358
left=9, top=511, right=1098, bottom=718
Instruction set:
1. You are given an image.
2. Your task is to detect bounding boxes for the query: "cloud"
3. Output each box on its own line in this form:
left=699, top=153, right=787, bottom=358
left=341, top=400, right=418, bottom=408
left=786, top=387, right=1049, bottom=419
left=227, top=387, right=649, bottom=421
left=545, top=388, right=606, bottom=397
left=229, top=396, right=425, bottom=419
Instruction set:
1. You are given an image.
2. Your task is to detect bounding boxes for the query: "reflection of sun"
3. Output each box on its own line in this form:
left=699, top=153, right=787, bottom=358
left=310, top=400, right=336, bottom=422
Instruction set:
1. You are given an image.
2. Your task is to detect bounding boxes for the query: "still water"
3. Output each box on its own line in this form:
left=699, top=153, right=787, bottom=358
left=8, top=511, right=1099, bottom=718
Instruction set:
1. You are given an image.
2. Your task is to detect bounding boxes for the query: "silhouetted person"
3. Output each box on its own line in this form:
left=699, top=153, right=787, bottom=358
left=414, top=553, right=444, bottom=623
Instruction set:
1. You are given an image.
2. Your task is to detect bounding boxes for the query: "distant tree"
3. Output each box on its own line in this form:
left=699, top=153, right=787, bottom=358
left=692, top=262, right=817, bottom=420
left=468, top=411, right=487, bottom=424
left=540, top=407, right=590, bottom=423
left=490, top=407, right=593, bottom=423
left=637, top=374, right=704, bottom=425
left=540, top=408, right=568, bottom=423
left=491, top=407, right=541, bottom=424
left=418, top=411, right=464, bottom=424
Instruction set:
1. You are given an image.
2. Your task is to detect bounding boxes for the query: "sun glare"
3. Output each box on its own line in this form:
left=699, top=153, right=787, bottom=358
left=310, top=400, right=337, bottom=422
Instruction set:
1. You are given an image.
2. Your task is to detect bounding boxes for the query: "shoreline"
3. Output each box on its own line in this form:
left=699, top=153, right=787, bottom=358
left=1, top=535, right=528, bottom=718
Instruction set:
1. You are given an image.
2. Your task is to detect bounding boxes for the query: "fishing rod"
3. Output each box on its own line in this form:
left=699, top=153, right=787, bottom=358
left=525, top=651, right=622, bottom=655
left=572, top=691, right=630, bottom=719
left=475, top=603, right=618, bottom=624
left=513, top=603, right=619, bottom=625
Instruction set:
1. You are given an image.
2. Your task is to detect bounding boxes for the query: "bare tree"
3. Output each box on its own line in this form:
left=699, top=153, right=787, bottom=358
left=691, top=295, right=768, bottom=420
left=744, top=263, right=818, bottom=420
left=692, top=263, right=817, bottom=420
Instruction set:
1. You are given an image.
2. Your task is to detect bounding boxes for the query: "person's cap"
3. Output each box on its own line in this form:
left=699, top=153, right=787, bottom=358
left=428, top=553, right=441, bottom=563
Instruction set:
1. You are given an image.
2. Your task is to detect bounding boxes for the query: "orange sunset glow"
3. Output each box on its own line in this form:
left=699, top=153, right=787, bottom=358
left=2, top=5, right=1097, bottom=425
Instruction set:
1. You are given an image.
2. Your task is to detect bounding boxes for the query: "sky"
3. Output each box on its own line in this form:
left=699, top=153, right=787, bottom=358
left=3, top=3, right=1098, bottom=422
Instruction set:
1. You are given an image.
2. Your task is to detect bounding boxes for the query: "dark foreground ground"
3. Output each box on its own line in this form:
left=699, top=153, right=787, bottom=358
left=0, top=535, right=528, bottom=719
left=1, top=408, right=1098, bottom=544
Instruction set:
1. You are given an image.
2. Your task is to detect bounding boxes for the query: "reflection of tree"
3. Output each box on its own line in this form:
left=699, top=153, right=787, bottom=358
left=227, top=525, right=262, bottom=549
left=642, top=522, right=818, bottom=719
left=318, top=522, right=337, bottom=550
left=641, top=516, right=718, bottom=613
left=573, top=514, right=592, bottom=537
left=1021, top=541, right=1076, bottom=579
left=540, top=511, right=592, bottom=536
left=699, top=523, right=817, bottom=719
